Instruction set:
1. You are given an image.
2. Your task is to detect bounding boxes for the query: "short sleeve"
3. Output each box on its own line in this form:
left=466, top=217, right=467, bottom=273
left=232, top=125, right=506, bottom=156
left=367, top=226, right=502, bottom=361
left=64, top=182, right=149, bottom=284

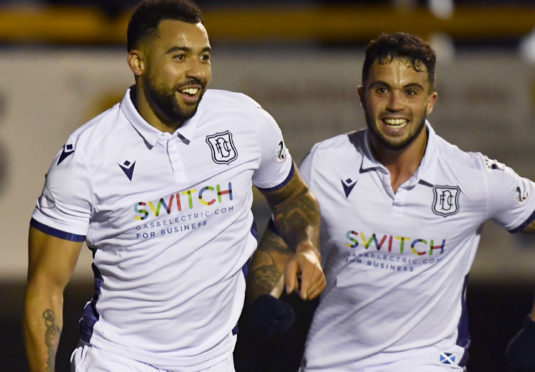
left=484, top=156, right=535, bottom=232
left=298, top=145, right=317, bottom=187
left=31, top=141, right=92, bottom=240
left=252, top=107, right=293, bottom=191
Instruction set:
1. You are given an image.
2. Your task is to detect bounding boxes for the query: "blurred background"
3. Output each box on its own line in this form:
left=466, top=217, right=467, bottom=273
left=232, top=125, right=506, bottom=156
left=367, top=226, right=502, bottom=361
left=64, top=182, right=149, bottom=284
left=2, top=0, right=535, bottom=371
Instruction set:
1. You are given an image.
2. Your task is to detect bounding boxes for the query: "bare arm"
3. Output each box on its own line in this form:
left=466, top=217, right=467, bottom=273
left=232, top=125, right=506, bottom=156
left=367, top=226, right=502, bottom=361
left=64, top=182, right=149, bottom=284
left=24, top=226, right=82, bottom=372
left=246, top=221, right=293, bottom=301
left=250, top=163, right=325, bottom=301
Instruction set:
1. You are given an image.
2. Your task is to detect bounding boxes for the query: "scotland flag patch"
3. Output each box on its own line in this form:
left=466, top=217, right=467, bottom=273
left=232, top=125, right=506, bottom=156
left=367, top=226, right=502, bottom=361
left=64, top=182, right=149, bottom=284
left=440, top=352, right=456, bottom=365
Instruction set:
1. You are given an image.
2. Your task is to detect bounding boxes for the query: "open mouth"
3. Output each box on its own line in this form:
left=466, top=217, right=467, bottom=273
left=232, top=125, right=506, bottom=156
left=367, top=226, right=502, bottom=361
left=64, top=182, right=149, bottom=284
left=181, top=87, right=200, bottom=96
left=383, top=118, right=408, bottom=128
left=177, top=86, right=202, bottom=104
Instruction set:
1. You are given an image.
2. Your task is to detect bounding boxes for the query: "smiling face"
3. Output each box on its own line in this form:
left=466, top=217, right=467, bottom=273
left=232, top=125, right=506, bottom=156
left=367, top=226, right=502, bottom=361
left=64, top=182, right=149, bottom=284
left=128, top=19, right=212, bottom=130
left=358, top=57, right=437, bottom=153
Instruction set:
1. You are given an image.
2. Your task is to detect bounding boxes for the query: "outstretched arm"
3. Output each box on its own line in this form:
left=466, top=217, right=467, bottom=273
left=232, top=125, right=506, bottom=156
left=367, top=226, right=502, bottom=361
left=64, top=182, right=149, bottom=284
left=24, top=226, right=82, bottom=372
left=254, top=163, right=325, bottom=301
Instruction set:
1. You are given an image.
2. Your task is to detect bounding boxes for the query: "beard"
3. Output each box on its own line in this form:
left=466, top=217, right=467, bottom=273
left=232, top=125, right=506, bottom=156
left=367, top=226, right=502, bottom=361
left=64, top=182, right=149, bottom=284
left=144, top=76, right=205, bottom=126
left=365, top=109, right=427, bottom=151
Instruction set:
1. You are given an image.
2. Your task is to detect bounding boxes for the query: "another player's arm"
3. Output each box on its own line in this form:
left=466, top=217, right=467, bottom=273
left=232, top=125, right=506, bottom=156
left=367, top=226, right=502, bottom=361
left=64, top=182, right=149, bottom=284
left=505, top=218, right=535, bottom=372
left=521, top=221, right=535, bottom=323
left=24, top=226, right=82, bottom=372
left=246, top=221, right=294, bottom=302
left=258, top=162, right=325, bottom=300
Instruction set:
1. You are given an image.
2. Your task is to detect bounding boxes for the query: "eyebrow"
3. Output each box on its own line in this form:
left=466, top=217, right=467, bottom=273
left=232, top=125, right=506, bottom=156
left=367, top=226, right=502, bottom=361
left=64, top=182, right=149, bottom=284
left=165, top=46, right=212, bottom=54
left=369, top=81, right=425, bottom=90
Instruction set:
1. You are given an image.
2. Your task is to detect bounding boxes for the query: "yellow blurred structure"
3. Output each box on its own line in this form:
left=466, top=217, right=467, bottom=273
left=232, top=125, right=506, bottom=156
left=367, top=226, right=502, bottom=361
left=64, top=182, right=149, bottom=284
left=0, top=4, right=535, bottom=44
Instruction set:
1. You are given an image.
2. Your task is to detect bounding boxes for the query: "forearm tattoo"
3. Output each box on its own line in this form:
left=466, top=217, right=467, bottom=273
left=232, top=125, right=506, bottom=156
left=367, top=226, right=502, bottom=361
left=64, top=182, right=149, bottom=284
left=248, top=231, right=293, bottom=298
left=273, top=190, right=320, bottom=250
left=42, top=309, right=60, bottom=371
left=249, top=250, right=281, bottom=295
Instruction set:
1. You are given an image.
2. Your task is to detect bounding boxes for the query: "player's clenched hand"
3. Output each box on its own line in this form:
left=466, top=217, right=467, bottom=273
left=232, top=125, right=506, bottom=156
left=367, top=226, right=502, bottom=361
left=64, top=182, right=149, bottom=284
left=285, top=241, right=325, bottom=300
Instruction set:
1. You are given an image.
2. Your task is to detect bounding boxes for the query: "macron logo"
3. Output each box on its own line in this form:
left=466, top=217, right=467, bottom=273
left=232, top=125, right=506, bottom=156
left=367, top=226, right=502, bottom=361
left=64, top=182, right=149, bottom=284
left=119, top=160, right=136, bottom=181
left=57, top=144, right=75, bottom=165
left=341, top=178, right=357, bottom=198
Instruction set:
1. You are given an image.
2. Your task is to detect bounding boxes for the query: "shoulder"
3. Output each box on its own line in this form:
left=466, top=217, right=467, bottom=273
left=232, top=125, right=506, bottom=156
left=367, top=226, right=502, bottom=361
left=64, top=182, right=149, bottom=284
left=434, top=134, right=489, bottom=173
left=198, top=90, right=280, bottom=139
left=308, top=130, right=362, bottom=160
left=301, top=130, right=361, bottom=176
left=67, top=103, right=122, bottom=149
left=54, top=103, right=124, bottom=170
left=200, top=89, right=263, bottom=112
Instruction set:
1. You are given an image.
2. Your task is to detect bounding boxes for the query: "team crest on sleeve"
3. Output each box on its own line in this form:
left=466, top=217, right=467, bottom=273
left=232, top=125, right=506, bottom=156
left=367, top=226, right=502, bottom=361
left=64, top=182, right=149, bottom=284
left=276, top=140, right=288, bottom=162
left=432, top=185, right=461, bottom=217
left=484, top=156, right=505, bottom=171
left=516, top=179, right=530, bottom=203
left=206, top=131, right=238, bottom=165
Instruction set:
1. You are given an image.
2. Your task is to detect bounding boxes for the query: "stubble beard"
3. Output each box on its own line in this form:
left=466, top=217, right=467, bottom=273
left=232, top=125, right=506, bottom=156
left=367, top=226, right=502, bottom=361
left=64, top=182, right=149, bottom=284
left=144, top=77, right=204, bottom=126
left=365, top=109, right=427, bottom=151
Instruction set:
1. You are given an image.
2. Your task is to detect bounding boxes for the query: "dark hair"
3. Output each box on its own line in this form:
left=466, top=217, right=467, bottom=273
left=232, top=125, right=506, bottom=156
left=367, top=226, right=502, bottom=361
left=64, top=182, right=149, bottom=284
left=127, top=0, right=203, bottom=51
left=362, top=32, right=436, bottom=87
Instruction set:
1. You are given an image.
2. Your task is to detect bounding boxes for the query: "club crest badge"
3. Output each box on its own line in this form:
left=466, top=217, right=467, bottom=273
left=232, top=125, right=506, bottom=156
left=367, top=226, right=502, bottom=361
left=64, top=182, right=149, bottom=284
left=206, top=131, right=238, bottom=165
left=432, top=185, right=460, bottom=217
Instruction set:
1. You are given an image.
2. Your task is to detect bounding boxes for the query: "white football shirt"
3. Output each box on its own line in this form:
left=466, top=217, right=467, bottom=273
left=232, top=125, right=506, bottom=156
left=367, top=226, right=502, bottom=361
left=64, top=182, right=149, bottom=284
left=31, top=88, right=293, bottom=371
left=299, top=123, right=535, bottom=371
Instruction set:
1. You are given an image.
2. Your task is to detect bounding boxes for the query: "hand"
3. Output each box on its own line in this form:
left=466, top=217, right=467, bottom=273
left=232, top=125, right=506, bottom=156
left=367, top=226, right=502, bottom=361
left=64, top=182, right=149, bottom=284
left=507, top=315, right=535, bottom=371
left=285, top=241, right=326, bottom=300
left=240, top=294, right=295, bottom=341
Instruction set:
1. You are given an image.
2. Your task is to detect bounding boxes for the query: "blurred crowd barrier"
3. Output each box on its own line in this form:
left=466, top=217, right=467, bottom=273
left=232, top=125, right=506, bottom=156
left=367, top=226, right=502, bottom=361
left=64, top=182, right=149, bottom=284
left=1, top=47, right=535, bottom=283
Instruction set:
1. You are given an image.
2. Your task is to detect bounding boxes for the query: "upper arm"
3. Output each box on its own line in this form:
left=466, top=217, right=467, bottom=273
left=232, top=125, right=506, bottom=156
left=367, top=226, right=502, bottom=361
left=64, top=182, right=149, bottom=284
left=250, top=105, right=293, bottom=191
left=27, top=226, right=83, bottom=289
left=480, top=155, right=535, bottom=232
left=260, top=163, right=320, bottom=250
left=32, top=140, right=92, bottom=238
left=261, top=163, right=315, bottom=213
left=521, top=219, right=535, bottom=233
left=260, top=146, right=318, bottom=220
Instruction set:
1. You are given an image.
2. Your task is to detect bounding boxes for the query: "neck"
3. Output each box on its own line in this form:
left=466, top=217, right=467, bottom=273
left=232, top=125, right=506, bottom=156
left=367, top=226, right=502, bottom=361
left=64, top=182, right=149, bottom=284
left=370, top=128, right=428, bottom=193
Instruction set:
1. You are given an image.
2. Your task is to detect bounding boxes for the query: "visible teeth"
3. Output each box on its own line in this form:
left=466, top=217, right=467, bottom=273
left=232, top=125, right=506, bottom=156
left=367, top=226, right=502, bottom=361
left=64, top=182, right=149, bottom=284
left=181, top=87, right=199, bottom=95
left=384, top=118, right=407, bottom=126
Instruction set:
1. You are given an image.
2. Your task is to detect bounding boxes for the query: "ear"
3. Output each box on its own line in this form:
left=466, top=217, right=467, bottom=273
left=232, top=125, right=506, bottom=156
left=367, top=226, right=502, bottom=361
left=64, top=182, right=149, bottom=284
left=127, top=50, right=145, bottom=77
left=357, top=85, right=365, bottom=108
left=426, top=91, right=438, bottom=115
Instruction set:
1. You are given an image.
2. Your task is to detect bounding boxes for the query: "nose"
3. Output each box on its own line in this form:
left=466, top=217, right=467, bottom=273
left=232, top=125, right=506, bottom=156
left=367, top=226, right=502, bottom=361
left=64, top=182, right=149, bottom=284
left=185, top=59, right=209, bottom=81
left=386, top=90, right=404, bottom=112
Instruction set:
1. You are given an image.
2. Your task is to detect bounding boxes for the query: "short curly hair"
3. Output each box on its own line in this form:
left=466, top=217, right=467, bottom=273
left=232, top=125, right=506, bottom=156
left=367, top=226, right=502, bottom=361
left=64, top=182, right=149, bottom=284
left=127, top=0, right=203, bottom=51
left=362, top=32, right=436, bottom=88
